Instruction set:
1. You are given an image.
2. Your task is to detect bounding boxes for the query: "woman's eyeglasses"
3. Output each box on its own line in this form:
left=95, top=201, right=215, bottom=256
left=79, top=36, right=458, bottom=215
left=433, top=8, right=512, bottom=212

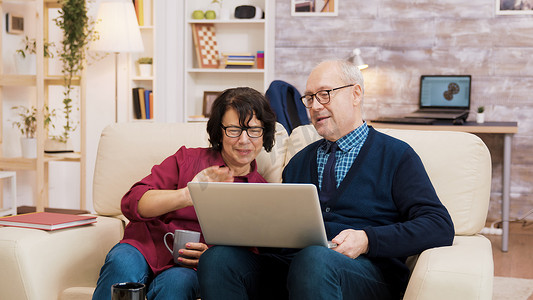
left=221, top=125, right=264, bottom=138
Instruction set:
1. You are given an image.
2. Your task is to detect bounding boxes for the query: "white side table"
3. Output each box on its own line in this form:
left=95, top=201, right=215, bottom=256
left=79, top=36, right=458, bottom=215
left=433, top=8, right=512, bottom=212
left=0, top=171, right=17, bottom=217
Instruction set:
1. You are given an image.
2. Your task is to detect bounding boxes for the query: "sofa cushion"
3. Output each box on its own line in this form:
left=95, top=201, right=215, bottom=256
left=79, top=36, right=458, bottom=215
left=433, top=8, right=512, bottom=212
left=287, top=125, right=491, bottom=236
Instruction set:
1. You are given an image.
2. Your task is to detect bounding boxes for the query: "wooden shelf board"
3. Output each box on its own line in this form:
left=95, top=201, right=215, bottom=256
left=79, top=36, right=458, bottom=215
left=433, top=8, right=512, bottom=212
left=45, top=75, right=81, bottom=86
left=187, top=19, right=265, bottom=24
left=0, top=158, right=36, bottom=170
left=0, top=153, right=81, bottom=170
left=131, top=76, right=154, bottom=81
left=187, top=68, right=265, bottom=73
left=0, top=75, right=80, bottom=86
left=0, top=75, right=36, bottom=86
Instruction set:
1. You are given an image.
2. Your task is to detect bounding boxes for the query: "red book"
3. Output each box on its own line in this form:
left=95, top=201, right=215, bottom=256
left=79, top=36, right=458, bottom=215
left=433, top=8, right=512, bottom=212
left=0, top=212, right=97, bottom=231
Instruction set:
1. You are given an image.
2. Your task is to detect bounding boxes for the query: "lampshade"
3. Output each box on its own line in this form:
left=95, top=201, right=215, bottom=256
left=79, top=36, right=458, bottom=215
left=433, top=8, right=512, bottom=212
left=348, top=48, right=368, bottom=70
left=89, top=0, right=144, bottom=53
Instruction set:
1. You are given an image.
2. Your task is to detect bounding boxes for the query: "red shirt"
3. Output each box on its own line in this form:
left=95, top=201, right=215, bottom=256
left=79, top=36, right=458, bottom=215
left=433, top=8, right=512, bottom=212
left=120, top=146, right=267, bottom=275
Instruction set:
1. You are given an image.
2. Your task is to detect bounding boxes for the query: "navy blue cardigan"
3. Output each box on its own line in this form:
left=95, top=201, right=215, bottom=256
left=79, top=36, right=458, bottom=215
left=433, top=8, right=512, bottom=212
left=282, top=127, right=454, bottom=295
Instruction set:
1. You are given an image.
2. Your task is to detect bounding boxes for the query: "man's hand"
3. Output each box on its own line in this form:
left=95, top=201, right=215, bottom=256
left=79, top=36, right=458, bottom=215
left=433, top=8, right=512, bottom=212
left=177, top=242, right=208, bottom=268
left=191, top=166, right=234, bottom=183
left=331, top=229, right=369, bottom=259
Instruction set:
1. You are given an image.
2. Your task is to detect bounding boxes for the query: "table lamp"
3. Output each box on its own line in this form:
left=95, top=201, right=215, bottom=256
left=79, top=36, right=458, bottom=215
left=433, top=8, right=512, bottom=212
left=348, top=48, right=368, bottom=70
left=89, top=0, right=144, bottom=122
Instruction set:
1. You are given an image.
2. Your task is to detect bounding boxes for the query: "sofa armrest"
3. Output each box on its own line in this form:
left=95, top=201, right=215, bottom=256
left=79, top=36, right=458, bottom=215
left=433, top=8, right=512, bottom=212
left=404, top=235, right=493, bottom=300
left=0, top=216, right=123, bottom=300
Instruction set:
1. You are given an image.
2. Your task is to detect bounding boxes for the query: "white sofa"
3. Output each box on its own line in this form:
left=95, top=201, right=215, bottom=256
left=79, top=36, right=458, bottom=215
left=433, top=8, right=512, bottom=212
left=0, top=122, right=493, bottom=299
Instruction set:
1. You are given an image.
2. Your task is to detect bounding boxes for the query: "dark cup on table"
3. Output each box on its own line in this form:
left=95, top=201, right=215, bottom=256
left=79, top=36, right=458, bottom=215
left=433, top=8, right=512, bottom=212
left=111, top=282, right=146, bottom=300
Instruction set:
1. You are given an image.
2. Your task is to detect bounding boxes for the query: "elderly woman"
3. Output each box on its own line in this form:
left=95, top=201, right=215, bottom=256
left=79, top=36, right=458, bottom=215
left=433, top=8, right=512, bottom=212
left=92, top=87, right=277, bottom=300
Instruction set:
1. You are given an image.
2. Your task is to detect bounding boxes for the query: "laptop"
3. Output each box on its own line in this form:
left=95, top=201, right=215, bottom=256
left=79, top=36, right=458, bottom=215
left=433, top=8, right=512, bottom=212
left=188, top=182, right=332, bottom=249
left=405, top=75, right=471, bottom=120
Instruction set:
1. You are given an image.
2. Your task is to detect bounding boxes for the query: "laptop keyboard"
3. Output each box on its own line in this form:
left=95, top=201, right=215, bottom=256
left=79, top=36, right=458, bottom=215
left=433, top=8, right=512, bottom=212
left=407, top=112, right=465, bottom=119
left=371, top=117, right=436, bottom=125
left=416, top=109, right=464, bottom=114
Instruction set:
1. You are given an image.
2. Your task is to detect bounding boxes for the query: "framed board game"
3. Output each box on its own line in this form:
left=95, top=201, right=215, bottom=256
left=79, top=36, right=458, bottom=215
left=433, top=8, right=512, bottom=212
left=192, top=23, right=220, bottom=68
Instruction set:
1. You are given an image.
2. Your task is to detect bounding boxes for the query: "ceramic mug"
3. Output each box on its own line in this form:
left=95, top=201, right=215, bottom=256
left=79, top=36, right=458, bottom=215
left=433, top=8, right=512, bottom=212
left=163, top=229, right=201, bottom=264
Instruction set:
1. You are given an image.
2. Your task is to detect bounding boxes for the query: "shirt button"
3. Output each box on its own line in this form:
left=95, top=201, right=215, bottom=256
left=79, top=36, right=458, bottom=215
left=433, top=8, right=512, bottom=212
left=325, top=207, right=331, bottom=212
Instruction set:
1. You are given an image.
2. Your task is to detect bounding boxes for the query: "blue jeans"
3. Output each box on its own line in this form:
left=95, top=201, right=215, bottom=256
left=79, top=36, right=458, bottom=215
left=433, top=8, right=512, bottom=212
left=197, top=245, right=394, bottom=300
left=92, top=243, right=199, bottom=300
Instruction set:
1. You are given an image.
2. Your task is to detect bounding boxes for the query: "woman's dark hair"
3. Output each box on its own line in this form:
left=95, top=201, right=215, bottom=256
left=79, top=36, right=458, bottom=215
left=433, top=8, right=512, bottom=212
left=207, top=87, right=277, bottom=152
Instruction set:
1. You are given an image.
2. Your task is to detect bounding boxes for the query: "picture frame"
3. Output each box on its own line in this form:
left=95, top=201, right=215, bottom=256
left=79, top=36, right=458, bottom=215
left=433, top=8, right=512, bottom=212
left=203, top=91, right=222, bottom=117
left=6, top=13, right=24, bottom=34
left=291, top=0, right=338, bottom=16
left=496, top=0, right=533, bottom=15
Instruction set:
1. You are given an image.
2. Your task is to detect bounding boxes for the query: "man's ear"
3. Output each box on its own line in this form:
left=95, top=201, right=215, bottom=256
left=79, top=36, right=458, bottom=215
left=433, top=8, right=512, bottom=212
left=353, top=84, right=363, bottom=106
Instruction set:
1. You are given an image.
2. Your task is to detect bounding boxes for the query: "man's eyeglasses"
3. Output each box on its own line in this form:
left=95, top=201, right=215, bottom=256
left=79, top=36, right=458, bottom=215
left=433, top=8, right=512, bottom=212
left=300, top=84, right=355, bottom=108
left=221, top=125, right=264, bottom=138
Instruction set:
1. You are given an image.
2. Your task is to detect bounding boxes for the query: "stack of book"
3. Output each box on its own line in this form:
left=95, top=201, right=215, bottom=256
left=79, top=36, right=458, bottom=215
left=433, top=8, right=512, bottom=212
left=222, top=52, right=255, bottom=69
left=132, top=87, right=154, bottom=119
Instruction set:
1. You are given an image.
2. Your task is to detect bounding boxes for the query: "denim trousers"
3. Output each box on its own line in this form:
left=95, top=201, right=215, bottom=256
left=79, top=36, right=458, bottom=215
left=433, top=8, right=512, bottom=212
left=197, top=245, right=393, bottom=300
left=92, top=243, right=199, bottom=300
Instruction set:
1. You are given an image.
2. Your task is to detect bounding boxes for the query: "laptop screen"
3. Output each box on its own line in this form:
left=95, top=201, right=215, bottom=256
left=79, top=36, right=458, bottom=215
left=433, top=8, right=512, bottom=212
left=419, top=75, right=471, bottom=109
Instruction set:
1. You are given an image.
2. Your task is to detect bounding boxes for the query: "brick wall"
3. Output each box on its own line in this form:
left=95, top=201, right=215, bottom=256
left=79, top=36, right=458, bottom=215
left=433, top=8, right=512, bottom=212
left=274, top=0, right=533, bottom=221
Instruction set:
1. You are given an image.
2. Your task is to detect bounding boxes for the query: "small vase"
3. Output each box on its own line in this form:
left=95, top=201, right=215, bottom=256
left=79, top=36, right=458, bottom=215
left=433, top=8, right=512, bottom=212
left=138, top=64, right=152, bottom=77
left=20, top=138, right=37, bottom=158
left=476, top=113, right=485, bottom=124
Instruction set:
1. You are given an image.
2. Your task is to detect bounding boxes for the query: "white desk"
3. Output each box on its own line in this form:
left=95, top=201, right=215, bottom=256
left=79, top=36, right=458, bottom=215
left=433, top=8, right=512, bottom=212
left=0, top=171, right=17, bottom=217
left=367, top=121, right=518, bottom=252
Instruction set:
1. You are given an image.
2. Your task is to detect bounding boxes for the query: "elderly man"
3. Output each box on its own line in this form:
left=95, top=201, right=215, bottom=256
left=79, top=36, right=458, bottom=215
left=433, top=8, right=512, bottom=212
left=198, top=60, right=454, bottom=300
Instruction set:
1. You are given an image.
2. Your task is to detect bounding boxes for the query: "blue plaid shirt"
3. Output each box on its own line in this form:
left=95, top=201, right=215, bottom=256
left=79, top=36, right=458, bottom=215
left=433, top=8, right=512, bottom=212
left=317, top=122, right=369, bottom=189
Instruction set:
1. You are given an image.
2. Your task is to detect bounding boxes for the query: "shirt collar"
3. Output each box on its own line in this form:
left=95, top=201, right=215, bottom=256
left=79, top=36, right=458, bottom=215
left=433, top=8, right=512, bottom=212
left=321, top=121, right=369, bottom=152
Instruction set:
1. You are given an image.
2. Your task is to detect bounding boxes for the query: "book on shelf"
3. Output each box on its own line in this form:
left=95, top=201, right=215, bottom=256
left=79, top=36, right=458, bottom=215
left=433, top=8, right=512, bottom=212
left=225, top=55, right=255, bottom=61
left=132, top=87, right=145, bottom=119
left=224, top=60, right=255, bottom=65
left=221, top=52, right=253, bottom=57
left=144, top=89, right=151, bottom=119
left=225, top=65, right=254, bottom=69
left=139, top=88, right=146, bottom=119
left=0, top=212, right=97, bottom=231
left=149, top=91, right=154, bottom=119
left=134, top=0, right=144, bottom=26
left=132, top=88, right=153, bottom=119
left=132, top=88, right=142, bottom=119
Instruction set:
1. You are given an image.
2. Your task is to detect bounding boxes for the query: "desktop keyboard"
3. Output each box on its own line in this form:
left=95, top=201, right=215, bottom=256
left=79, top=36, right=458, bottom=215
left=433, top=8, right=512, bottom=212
left=371, top=117, right=436, bottom=125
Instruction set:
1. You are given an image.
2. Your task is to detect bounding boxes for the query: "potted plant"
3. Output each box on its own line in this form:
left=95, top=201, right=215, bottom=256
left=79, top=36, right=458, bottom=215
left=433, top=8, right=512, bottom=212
left=14, top=36, right=55, bottom=74
left=137, top=57, right=153, bottom=77
left=11, top=106, right=55, bottom=158
left=476, top=106, right=485, bottom=124
left=52, top=0, right=93, bottom=150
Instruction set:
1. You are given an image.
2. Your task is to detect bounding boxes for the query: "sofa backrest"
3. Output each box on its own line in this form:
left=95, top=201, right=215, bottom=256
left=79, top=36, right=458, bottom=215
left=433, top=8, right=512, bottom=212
left=286, top=125, right=492, bottom=236
left=93, top=122, right=288, bottom=216
left=94, top=122, right=491, bottom=236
